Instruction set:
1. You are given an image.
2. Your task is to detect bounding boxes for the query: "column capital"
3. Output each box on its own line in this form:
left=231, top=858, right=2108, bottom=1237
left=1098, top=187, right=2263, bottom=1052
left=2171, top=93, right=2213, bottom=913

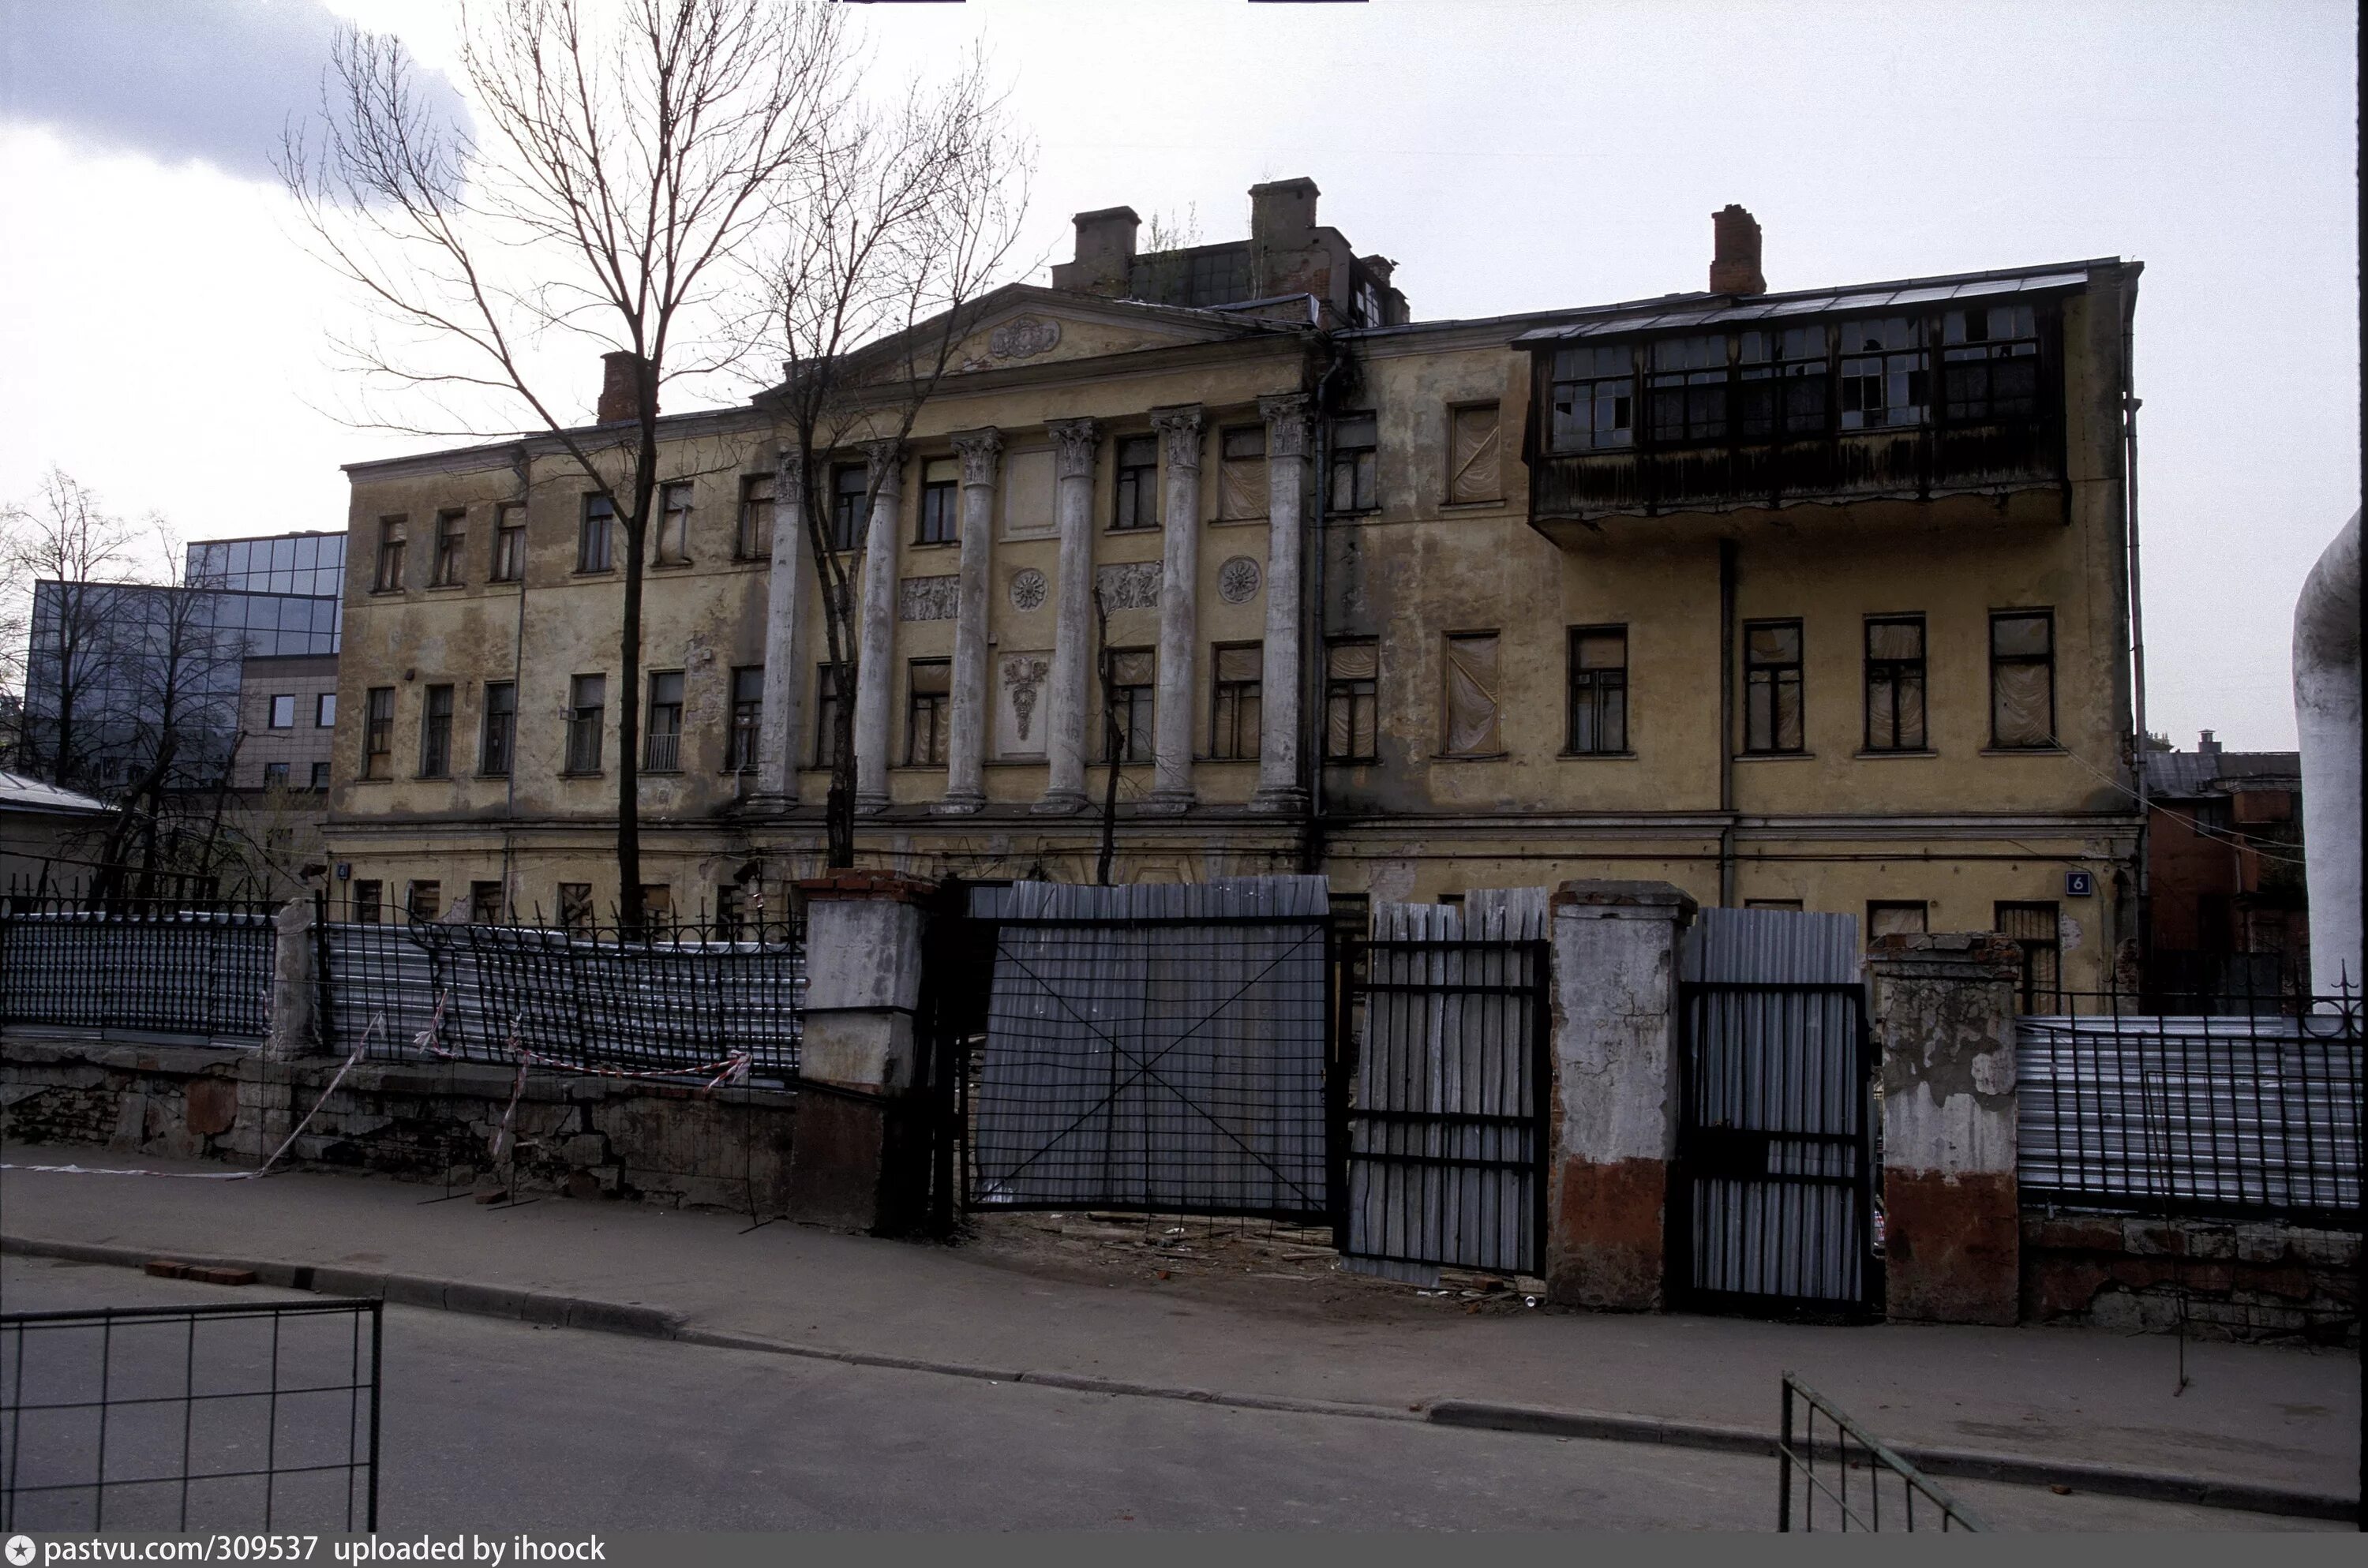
left=774, top=446, right=809, bottom=485
left=860, top=438, right=906, bottom=477
left=1258, top=393, right=1314, bottom=458
left=950, top=427, right=1004, bottom=486
left=1149, top=404, right=1205, bottom=470
left=1047, top=417, right=1100, bottom=480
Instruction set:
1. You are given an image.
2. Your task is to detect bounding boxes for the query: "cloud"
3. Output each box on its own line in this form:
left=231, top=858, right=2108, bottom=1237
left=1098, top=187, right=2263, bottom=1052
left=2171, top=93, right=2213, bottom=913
left=0, top=0, right=466, bottom=183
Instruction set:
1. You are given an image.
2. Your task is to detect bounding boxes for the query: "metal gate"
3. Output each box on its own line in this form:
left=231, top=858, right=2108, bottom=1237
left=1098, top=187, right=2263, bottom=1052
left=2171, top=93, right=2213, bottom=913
left=1671, top=908, right=1879, bottom=1317
left=961, top=878, right=1333, bottom=1220
left=1339, top=895, right=1551, bottom=1282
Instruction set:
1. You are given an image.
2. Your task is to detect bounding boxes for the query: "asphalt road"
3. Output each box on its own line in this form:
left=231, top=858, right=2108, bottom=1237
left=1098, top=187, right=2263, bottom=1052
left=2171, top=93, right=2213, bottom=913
left=0, top=1257, right=2340, bottom=1533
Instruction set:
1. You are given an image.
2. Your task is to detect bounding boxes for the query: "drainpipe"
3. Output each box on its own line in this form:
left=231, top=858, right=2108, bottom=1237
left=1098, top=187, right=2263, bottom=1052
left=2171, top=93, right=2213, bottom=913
left=1718, top=537, right=1737, bottom=907
left=500, top=443, right=530, bottom=919
left=1302, top=338, right=1351, bottom=876
left=2292, top=510, right=2361, bottom=1001
left=2123, top=282, right=2151, bottom=989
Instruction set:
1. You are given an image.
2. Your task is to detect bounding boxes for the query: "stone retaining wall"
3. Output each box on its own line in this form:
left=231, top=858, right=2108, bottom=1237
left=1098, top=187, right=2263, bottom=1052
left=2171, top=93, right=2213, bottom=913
left=2021, top=1211, right=2359, bottom=1346
left=0, top=1029, right=798, bottom=1215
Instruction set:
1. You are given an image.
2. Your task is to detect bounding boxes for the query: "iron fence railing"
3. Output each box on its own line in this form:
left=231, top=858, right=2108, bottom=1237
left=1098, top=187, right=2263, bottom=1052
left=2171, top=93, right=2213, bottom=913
left=2017, top=989, right=2363, bottom=1224
left=0, top=1297, right=381, bottom=1532
left=0, top=896, right=279, bottom=1040
left=1778, top=1372, right=1984, bottom=1531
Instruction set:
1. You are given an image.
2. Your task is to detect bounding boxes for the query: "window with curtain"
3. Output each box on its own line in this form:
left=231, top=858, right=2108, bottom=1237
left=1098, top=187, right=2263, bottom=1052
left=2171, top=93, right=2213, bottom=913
left=363, top=687, right=395, bottom=778
left=373, top=517, right=407, bottom=592
left=1864, top=616, right=1927, bottom=751
left=1989, top=610, right=2055, bottom=748
left=906, top=660, right=950, bottom=765
left=1744, top=620, right=1804, bottom=754
left=726, top=666, right=764, bottom=772
left=1328, top=414, right=1377, bottom=512
left=736, top=473, right=774, bottom=560
left=653, top=481, right=693, bottom=565
left=1447, top=403, right=1501, bottom=504
left=491, top=503, right=526, bottom=582
left=1325, top=639, right=1378, bottom=763
left=432, top=510, right=466, bottom=586
left=1867, top=901, right=1928, bottom=943
left=1208, top=643, right=1262, bottom=759
left=1567, top=626, right=1628, bottom=754
left=1219, top=427, right=1268, bottom=520
left=1442, top=632, right=1501, bottom=756
left=1103, top=648, right=1156, bottom=762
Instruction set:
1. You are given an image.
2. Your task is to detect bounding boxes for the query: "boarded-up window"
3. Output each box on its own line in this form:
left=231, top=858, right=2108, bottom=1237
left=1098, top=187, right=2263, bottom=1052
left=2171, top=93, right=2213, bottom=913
left=1209, top=642, right=1261, bottom=759
left=1997, top=901, right=2062, bottom=1010
left=1744, top=620, right=1804, bottom=754
left=1448, top=404, right=1501, bottom=504
left=1443, top=633, right=1501, bottom=756
left=1867, top=901, right=1928, bottom=943
left=1325, top=639, right=1378, bottom=762
left=557, top=882, right=594, bottom=935
left=1219, top=427, right=1267, bottom=520
left=1990, top=610, right=2055, bottom=749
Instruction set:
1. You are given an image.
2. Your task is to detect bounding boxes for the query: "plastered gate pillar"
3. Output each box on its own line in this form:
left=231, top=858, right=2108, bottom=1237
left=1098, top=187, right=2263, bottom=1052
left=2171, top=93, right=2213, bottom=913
left=785, top=871, right=935, bottom=1233
left=1543, top=880, right=1695, bottom=1311
left=1866, top=932, right=2022, bottom=1326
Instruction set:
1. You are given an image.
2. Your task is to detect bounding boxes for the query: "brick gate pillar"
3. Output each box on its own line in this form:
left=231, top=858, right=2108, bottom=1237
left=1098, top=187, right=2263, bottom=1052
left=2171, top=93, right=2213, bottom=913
left=1544, top=880, right=1696, bottom=1311
left=1866, top=933, right=2023, bottom=1326
left=785, top=870, right=936, bottom=1233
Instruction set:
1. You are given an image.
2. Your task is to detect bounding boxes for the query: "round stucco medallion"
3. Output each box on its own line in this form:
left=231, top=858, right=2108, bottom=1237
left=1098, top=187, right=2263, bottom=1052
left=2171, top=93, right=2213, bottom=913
left=1217, top=556, right=1261, bottom=604
left=1009, top=567, right=1049, bottom=612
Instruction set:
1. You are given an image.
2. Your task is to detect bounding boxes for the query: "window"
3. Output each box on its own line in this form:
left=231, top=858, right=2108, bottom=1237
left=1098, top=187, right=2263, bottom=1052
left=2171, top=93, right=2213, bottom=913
left=491, top=503, right=526, bottom=582
left=1989, top=610, right=2055, bottom=749
left=1447, top=403, right=1501, bottom=504
left=830, top=465, right=867, bottom=552
left=812, top=665, right=844, bottom=769
left=1103, top=648, right=1155, bottom=763
left=351, top=880, right=382, bottom=923
left=917, top=458, right=960, bottom=544
left=1743, top=620, right=1804, bottom=754
left=1112, top=436, right=1159, bottom=530
left=644, top=671, right=684, bottom=771
left=1647, top=335, right=1730, bottom=445
left=1997, top=901, right=2063, bottom=1011
left=736, top=474, right=774, bottom=560
left=1738, top=325, right=1830, bottom=440
left=565, top=674, right=606, bottom=773
left=1567, top=627, right=1628, bottom=754
left=1943, top=304, right=2040, bottom=424
left=363, top=687, right=395, bottom=779
left=1325, top=639, right=1378, bottom=763
left=263, top=761, right=290, bottom=787
left=639, top=885, right=674, bottom=930
left=1867, top=901, right=1928, bottom=943
left=716, top=884, right=748, bottom=940
left=557, top=882, right=594, bottom=936
left=373, top=517, right=407, bottom=592
left=1209, top=643, right=1262, bottom=760
left=1442, top=632, right=1501, bottom=756
left=310, top=761, right=330, bottom=789
left=1864, top=616, right=1927, bottom=752
left=653, top=481, right=693, bottom=566
left=726, top=666, right=764, bottom=773
left=268, top=694, right=296, bottom=730
left=1548, top=345, right=1635, bottom=453
left=1219, top=427, right=1268, bottom=520
left=407, top=879, right=443, bottom=922
left=1328, top=414, right=1377, bottom=512
left=315, top=692, right=336, bottom=728
left=479, top=681, right=515, bottom=776
left=905, top=660, right=950, bottom=765
left=433, top=509, right=466, bottom=586
left=470, top=881, right=504, bottom=924
left=578, top=494, right=614, bottom=572
left=1838, top=316, right=1928, bottom=429
left=418, top=684, right=454, bottom=777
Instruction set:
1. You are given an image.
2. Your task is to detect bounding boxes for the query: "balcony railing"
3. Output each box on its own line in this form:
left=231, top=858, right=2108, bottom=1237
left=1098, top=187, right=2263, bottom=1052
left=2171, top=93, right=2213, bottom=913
left=643, top=728, right=681, bottom=773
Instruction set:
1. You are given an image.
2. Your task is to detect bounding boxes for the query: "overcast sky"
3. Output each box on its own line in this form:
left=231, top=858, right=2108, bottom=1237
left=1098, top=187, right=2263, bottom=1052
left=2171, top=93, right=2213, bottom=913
left=0, top=0, right=2355, bottom=749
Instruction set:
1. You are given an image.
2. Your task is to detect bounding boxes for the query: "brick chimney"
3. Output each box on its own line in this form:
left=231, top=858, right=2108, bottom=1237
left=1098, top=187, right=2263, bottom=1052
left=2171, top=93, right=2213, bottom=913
left=1049, top=206, right=1140, bottom=297
left=598, top=350, right=654, bottom=425
left=2198, top=729, right=2222, bottom=756
left=1710, top=204, right=1765, bottom=296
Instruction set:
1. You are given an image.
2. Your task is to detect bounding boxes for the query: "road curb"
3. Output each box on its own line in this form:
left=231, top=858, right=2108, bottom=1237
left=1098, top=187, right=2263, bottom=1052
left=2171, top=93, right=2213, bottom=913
left=7, top=1233, right=2353, bottom=1522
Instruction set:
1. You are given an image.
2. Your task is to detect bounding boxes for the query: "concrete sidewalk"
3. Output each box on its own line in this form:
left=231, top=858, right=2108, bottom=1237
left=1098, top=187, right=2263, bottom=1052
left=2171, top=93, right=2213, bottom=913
left=2, top=1144, right=2358, bottom=1517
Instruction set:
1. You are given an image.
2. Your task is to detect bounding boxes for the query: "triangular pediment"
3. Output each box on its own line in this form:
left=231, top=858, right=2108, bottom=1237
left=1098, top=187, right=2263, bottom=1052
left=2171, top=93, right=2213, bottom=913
left=927, top=286, right=1280, bottom=376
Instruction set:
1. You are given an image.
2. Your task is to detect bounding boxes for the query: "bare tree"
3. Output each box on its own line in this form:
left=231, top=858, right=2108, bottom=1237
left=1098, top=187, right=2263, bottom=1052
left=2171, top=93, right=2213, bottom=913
left=759, top=42, right=1032, bottom=867
left=2, top=468, right=141, bottom=789
left=282, top=0, right=841, bottom=929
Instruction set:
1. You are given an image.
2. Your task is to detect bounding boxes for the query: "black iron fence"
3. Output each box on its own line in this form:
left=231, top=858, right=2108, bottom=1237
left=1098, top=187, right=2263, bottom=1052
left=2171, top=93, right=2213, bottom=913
left=0, top=895, right=279, bottom=1040
left=0, top=1297, right=381, bottom=1532
left=1778, top=1372, right=1984, bottom=1531
left=2017, top=989, right=2363, bottom=1224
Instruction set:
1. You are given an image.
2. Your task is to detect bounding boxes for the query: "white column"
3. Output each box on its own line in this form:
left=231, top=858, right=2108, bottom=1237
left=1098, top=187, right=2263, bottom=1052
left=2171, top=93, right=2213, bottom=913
left=936, top=428, right=1002, bottom=815
left=754, top=447, right=809, bottom=805
left=1034, top=417, right=1099, bottom=815
left=1252, top=393, right=1312, bottom=814
left=1145, top=405, right=1203, bottom=814
left=852, top=440, right=903, bottom=815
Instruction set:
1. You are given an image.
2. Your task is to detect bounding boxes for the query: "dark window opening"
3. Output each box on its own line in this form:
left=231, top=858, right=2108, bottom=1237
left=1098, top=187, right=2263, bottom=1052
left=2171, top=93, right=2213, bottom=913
left=1567, top=626, right=1628, bottom=754
left=813, top=665, right=844, bottom=769
left=1864, top=616, right=1927, bottom=752
left=726, top=666, right=764, bottom=773
left=418, top=683, right=454, bottom=777
left=1113, top=436, right=1159, bottom=531
left=918, top=458, right=960, bottom=544
left=1328, top=414, right=1378, bottom=512
left=480, top=681, right=515, bottom=777
left=565, top=674, right=605, bottom=774
left=830, top=466, right=868, bottom=552
left=736, top=474, right=774, bottom=560
left=470, top=880, right=504, bottom=924
left=491, top=503, right=526, bottom=582
left=352, top=880, right=383, bottom=923
left=905, top=659, right=950, bottom=766
left=1102, top=648, right=1155, bottom=763
left=1737, top=324, right=1832, bottom=440
left=1998, top=901, right=2063, bottom=1011
left=1647, top=334, right=1730, bottom=445
left=1209, top=642, right=1262, bottom=760
left=1838, top=316, right=1928, bottom=430
left=578, top=494, right=614, bottom=573
left=373, top=517, right=407, bottom=592
left=263, top=761, right=290, bottom=787
left=1548, top=345, right=1635, bottom=454
left=643, top=671, right=684, bottom=772
left=407, top=879, right=443, bottom=923
left=363, top=687, right=395, bottom=779
left=1943, top=304, right=2041, bottom=424
left=432, top=509, right=466, bottom=586
left=1744, top=619, right=1804, bottom=754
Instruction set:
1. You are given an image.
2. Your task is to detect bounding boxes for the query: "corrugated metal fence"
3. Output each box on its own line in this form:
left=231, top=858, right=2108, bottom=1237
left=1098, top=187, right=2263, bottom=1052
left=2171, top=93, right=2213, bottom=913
left=0, top=903, right=276, bottom=1041
left=965, top=877, right=1332, bottom=1218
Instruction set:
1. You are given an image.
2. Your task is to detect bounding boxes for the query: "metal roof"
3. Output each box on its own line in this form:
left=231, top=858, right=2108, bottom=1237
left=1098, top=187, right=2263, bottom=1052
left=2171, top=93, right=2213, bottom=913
left=2144, top=750, right=2302, bottom=799
left=1511, top=261, right=2108, bottom=346
left=0, top=769, right=111, bottom=818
